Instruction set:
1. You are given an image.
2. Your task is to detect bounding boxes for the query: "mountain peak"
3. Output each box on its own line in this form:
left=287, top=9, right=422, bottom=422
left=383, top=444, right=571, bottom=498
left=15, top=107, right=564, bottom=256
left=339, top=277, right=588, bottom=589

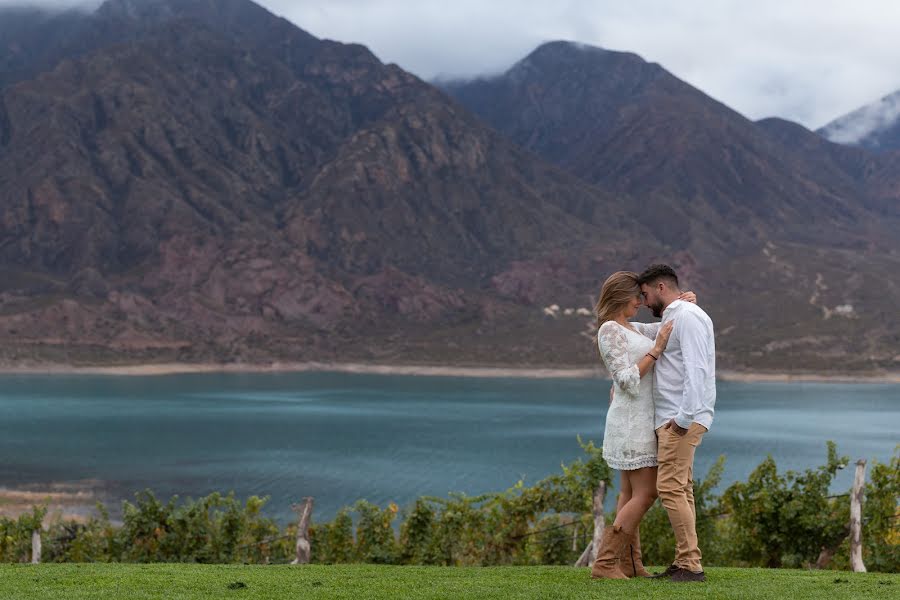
left=505, top=40, right=646, bottom=80
left=818, top=89, right=900, bottom=152
left=528, top=40, right=609, bottom=59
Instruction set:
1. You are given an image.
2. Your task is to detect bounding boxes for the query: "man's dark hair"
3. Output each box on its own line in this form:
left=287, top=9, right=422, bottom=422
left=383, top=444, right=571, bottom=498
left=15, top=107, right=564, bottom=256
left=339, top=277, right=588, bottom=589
left=637, top=264, right=679, bottom=288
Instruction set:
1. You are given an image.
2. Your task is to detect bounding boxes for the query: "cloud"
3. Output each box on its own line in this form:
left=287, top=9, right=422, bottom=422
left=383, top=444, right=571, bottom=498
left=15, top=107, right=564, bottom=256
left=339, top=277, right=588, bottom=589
left=820, top=91, right=900, bottom=145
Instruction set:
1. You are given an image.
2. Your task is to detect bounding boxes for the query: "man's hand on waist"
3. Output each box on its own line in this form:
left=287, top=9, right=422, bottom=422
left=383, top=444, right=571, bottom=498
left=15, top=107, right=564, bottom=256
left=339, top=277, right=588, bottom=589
left=664, top=419, right=688, bottom=436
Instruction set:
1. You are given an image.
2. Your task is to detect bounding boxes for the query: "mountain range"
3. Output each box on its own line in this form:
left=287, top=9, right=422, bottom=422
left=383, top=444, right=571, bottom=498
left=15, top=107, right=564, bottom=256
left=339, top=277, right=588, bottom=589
left=0, top=0, right=897, bottom=374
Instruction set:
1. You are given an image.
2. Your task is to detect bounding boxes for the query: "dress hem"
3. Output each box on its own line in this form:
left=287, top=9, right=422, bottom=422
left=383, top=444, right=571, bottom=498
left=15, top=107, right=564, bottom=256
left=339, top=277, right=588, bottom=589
left=603, top=457, right=659, bottom=471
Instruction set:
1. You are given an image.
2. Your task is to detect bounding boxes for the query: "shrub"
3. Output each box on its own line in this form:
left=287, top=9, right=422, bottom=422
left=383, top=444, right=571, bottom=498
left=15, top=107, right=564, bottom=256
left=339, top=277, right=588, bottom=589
left=721, top=442, right=850, bottom=568
left=310, top=508, right=354, bottom=563
left=4, top=439, right=896, bottom=572
left=0, top=506, right=47, bottom=563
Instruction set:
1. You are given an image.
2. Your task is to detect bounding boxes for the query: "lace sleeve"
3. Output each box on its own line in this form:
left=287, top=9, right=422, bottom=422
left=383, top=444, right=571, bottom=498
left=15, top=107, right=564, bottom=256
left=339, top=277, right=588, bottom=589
left=597, top=322, right=640, bottom=397
left=631, top=321, right=661, bottom=340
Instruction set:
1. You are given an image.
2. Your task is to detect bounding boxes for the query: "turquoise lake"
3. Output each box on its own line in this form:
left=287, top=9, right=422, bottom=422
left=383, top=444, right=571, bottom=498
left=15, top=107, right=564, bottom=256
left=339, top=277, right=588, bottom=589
left=0, top=373, right=897, bottom=523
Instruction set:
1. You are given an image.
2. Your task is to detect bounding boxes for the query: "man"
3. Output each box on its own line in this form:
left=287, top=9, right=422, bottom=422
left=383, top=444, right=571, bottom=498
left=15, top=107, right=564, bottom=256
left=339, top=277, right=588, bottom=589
left=638, top=264, right=716, bottom=583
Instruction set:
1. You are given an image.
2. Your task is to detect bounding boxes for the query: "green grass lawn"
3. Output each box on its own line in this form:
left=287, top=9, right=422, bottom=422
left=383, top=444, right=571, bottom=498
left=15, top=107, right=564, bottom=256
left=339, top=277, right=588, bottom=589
left=0, top=564, right=896, bottom=599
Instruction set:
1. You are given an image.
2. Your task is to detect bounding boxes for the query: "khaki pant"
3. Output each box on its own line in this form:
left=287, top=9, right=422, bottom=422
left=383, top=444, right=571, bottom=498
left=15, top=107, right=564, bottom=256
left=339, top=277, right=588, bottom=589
left=656, top=422, right=707, bottom=572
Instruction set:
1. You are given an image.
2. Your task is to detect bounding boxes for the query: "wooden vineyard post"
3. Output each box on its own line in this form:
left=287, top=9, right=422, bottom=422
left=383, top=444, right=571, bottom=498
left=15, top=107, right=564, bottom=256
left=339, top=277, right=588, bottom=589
left=31, top=530, right=41, bottom=564
left=574, top=480, right=606, bottom=567
left=589, top=481, right=607, bottom=563
left=291, top=497, right=314, bottom=565
left=849, top=459, right=867, bottom=573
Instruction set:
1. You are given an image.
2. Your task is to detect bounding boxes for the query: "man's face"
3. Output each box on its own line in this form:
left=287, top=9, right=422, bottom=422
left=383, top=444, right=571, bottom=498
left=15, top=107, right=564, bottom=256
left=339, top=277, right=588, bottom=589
left=640, top=283, right=665, bottom=318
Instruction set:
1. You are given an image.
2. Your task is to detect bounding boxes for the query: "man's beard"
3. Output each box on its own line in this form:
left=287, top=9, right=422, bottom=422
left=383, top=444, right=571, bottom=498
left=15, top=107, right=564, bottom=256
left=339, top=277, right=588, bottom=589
left=650, top=301, right=664, bottom=318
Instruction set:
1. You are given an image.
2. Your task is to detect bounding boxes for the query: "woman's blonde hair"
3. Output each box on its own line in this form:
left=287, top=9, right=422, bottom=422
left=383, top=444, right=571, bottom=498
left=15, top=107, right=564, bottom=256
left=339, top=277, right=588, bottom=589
left=595, top=271, right=640, bottom=326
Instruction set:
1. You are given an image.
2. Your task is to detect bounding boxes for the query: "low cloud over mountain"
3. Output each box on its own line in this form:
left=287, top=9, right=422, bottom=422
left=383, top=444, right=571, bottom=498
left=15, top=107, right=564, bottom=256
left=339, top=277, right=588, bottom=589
left=819, top=90, right=900, bottom=152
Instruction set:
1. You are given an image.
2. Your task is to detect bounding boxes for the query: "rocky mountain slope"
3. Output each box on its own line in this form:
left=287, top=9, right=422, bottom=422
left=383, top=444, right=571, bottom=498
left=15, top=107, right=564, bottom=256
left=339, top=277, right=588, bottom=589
left=1, top=1, right=897, bottom=373
left=0, top=0, right=649, bottom=368
left=442, top=42, right=900, bottom=373
left=441, top=42, right=900, bottom=252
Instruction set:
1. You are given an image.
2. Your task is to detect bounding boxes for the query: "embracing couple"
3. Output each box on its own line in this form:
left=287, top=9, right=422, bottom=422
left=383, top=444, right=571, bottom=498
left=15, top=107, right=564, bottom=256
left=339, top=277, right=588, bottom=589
left=591, top=264, right=716, bottom=583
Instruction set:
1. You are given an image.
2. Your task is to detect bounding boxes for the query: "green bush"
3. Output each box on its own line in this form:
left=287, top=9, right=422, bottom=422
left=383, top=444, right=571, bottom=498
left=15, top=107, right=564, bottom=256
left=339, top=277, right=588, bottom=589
left=353, top=500, right=399, bottom=564
left=398, top=498, right=439, bottom=565
left=310, top=508, right=354, bottom=564
left=0, top=506, right=46, bottom=563
left=530, top=514, right=584, bottom=565
left=721, top=442, right=850, bottom=568
left=49, top=503, right=119, bottom=563
left=111, top=490, right=283, bottom=563
left=2, top=440, right=896, bottom=572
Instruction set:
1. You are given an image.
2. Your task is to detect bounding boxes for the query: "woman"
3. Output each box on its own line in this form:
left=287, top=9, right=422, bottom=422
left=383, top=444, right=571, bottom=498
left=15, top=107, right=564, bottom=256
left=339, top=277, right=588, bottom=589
left=590, top=271, right=695, bottom=580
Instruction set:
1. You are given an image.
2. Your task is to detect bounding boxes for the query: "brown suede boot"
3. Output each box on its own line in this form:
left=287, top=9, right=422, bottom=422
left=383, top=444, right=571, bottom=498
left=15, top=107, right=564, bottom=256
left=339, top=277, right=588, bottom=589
left=620, top=527, right=652, bottom=578
left=590, top=525, right=630, bottom=579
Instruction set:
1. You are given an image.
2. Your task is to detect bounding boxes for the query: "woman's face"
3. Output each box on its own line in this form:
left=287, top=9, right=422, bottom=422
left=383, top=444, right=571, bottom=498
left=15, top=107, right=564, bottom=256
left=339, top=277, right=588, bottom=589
left=622, top=293, right=642, bottom=319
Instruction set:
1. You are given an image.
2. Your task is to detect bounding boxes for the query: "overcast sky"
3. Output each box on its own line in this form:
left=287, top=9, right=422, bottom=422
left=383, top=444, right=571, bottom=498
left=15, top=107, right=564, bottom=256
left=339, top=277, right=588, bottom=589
left=5, top=0, right=900, bottom=129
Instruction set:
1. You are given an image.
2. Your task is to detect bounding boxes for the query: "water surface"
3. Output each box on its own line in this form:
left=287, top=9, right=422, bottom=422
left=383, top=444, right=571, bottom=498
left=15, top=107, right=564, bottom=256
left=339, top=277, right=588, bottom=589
left=0, top=373, right=896, bottom=522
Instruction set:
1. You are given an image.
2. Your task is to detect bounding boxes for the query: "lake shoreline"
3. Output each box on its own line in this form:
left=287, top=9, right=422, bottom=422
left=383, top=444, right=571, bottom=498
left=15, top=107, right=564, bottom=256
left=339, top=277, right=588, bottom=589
left=0, top=481, right=101, bottom=522
left=0, top=361, right=898, bottom=383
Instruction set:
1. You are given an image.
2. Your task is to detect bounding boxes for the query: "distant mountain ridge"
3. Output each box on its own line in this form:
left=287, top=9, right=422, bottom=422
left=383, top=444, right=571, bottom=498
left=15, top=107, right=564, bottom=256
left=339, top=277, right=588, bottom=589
left=441, top=41, right=899, bottom=253
left=0, top=1, right=898, bottom=374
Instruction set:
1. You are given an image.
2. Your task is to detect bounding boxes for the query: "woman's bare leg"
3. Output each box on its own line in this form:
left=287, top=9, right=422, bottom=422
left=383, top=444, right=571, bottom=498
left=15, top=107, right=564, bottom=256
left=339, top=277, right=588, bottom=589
left=613, top=466, right=658, bottom=533
left=616, top=469, right=633, bottom=516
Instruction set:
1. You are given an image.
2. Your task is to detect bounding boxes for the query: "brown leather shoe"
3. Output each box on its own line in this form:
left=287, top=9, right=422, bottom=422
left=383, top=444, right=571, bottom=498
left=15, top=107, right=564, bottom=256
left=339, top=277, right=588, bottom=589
left=669, top=567, right=706, bottom=583
left=650, top=564, right=679, bottom=579
left=620, top=527, right=652, bottom=578
left=590, top=525, right=630, bottom=579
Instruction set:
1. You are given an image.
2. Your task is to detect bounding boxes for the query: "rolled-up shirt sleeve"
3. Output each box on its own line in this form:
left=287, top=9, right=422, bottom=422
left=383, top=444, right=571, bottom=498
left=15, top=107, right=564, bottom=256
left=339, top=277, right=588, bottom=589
left=675, top=313, right=712, bottom=429
left=598, top=322, right=640, bottom=397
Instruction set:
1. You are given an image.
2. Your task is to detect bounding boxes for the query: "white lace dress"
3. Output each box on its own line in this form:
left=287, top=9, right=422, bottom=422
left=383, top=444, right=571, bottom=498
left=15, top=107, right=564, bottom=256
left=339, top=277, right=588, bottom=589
left=597, top=320, right=662, bottom=470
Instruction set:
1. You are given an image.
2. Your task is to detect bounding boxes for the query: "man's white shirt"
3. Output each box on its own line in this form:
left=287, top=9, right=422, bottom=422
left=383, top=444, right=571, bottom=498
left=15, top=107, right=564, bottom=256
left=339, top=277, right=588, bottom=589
left=652, top=299, right=717, bottom=431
